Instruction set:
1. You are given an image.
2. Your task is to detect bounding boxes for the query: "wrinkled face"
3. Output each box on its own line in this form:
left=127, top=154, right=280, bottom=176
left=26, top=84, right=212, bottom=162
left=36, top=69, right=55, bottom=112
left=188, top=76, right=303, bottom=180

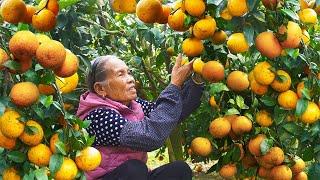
left=98, top=58, right=137, bottom=105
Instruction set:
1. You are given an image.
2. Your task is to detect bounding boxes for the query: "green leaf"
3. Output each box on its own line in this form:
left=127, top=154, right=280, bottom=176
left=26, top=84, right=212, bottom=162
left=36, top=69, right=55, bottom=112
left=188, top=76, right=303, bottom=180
left=40, top=95, right=54, bottom=108
left=308, top=163, right=320, bottom=179
left=23, top=172, right=35, bottom=180
left=209, top=83, right=229, bottom=94
left=55, top=141, right=67, bottom=156
left=253, top=11, right=266, bottom=22
left=295, top=99, right=308, bottom=117
left=274, top=106, right=287, bottom=125
left=287, top=49, right=299, bottom=59
left=3, top=60, right=20, bottom=70
left=260, top=96, right=276, bottom=107
left=236, top=96, right=249, bottom=109
left=0, top=101, right=5, bottom=116
left=302, top=147, right=314, bottom=161
left=8, top=151, right=27, bottom=163
left=260, top=139, right=274, bottom=155
left=58, top=0, right=80, bottom=9
left=25, top=125, right=39, bottom=135
left=34, top=168, right=48, bottom=180
left=207, top=0, right=224, bottom=5
left=225, top=108, right=240, bottom=115
left=231, top=145, right=241, bottom=162
left=282, top=123, right=301, bottom=135
left=281, top=9, right=299, bottom=21
left=244, top=25, right=254, bottom=46
left=49, top=154, right=63, bottom=176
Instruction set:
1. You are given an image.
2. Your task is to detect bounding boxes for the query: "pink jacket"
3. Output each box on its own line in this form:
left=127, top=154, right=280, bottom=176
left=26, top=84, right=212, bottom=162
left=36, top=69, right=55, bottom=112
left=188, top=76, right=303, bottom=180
left=76, top=91, right=147, bottom=180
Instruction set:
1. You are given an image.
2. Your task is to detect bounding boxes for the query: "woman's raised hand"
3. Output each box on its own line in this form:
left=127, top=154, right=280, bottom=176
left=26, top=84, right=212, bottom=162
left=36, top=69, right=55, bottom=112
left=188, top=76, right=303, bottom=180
left=170, top=54, right=194, bottom=88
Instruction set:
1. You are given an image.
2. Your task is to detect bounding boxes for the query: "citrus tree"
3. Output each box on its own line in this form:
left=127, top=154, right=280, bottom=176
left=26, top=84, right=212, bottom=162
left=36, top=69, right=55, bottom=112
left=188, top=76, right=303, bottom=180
left=1, top=0, right=320, bottom=179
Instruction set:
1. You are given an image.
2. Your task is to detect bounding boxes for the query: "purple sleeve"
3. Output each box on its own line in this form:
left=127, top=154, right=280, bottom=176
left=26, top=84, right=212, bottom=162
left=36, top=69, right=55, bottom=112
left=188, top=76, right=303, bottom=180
left=136, top=98, right=155, bottom=117
left=120, top=84, right=183, bottom=151
left=179, top=79, right=204, bottom=121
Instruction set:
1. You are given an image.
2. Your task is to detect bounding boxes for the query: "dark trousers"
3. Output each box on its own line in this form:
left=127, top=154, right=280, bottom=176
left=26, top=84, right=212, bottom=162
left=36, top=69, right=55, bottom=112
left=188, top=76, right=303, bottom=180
left=102, top=159, right=192, bottom=180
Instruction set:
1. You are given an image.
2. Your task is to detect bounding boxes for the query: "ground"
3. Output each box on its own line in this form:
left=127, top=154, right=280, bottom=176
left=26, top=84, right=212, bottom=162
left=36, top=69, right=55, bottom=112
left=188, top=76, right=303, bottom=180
left=147, top=150, right=223, bottom=180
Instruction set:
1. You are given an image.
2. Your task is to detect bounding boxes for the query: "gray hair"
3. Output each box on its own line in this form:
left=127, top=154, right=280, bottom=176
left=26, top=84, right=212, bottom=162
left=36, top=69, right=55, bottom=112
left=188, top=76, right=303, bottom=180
left=86, top=55, right=117, bottom=92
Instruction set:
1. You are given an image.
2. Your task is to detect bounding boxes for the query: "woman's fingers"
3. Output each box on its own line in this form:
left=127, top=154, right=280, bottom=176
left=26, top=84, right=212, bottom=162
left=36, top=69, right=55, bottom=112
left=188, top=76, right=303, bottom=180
left=174, top=54, right=183, bottom=69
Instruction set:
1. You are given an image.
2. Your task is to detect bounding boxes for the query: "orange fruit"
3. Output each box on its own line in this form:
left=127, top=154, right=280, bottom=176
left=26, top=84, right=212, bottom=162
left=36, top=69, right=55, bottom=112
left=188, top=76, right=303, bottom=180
left=9, top=56, right=32, bottom=74
left=168, top=9, right=187, bottom=31
left=255, top=31, right=282, bottom=59
left=28, top=143, right=52, bottom=166
left=182, top=38, right=204, bottom=57
left=21, top=5, right=36, bottom=24
left=54, top=49, right=79, bottom=77
left=50, top=133, right=63, bottom=153
left=248, top=134, right=266, bottom=156
left=47, top=0, right=59, bottom=16
left=157, top=5, right=171, bottom=24
left=261, top=147, right=284, bottom=165
left=271, top=70, right=292, bottom=92
left=174, top=0, right=185, bottom=11
left=0, top=110, right=24, bottom=139
left=36, top=34, right=51, bottom=44
left=270, top=165, right=292, bottom=180
left=32, top=9, right=57, bottom=32
left=2, top=167, right=21, bottom=180
left=136, top=0, right=162, bottom=23
left=184, top=0, right=205, bottom=17
left=9, top=31, right=39, bottom=60
left=227, top=71, right=249, bottom=91
left=166, top=47, right=174, bottom=56
left=36, top=40, right=66, bottom=69
left=202, top=61, right=225, bottom=82
left=253, top=61, right=275, bottom=85
left=299, top=8, right=318, bottom=24
left=193, top=16, right=217, bottom=40
left=278, top=90, right=298, bottom=110
left=212, top=30, right=227, bottom=44
left=227, top=33, right=249, bottom=53
left=19, top=120, right=44, bottom=146
left=0, top=48, right=9, bottom=70
left=55, top=157, right=78, bottom=180
left=262, top=0, right=279, bottom=10
left=258, top=166, right=271, bottom=178
left=299, top=0, right=313, bottom=9
left=291, top=157, right=306, bottom=174
left=38, top=84, right=55, bottom=95
left=232, top=116, right=252, bottom=135
left=256, top=110, right=273, bottom=127
left=10, top=82, right=39, bottom=107
left=220, top=8, right=233, bottom=20
left=209, top=117, right=231, bottom=138
left=293, top=172, right=308, bottom=180
left=296, top=81, right=308, bottom=98
left=250, top=78, right=269, bottom=95
left=278, top=21, right=302, bottom=49
left=301, top=29, right=310, bottom=45
left=75, top=147, right=102, bottom=171
left=219, top=164, right=237, bottom=178
left=56, top=72, right=79, bottom=94
left=0, top=129, right=16, bottom=150
left=227, top=0, right=248, bottom=16
left=300, top=101, right=320, bottom=124
left=0, top=0, right=26, bottom=24
left=209, top=96, right=218, bottom=108
left=111, top=0, right=137, bottom=13
left=190, top=137, right=212, bottom=157
left=192, top=58, right=205, bottom=74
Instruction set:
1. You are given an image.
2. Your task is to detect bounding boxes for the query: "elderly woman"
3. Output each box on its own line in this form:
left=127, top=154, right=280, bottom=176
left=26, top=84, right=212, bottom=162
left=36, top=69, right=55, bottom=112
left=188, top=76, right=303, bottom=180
left=76, top=54, right=204, bottom=180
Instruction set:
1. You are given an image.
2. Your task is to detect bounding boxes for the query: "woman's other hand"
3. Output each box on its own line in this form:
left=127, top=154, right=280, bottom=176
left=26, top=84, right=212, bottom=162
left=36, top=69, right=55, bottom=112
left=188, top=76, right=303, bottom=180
left=171, top=54, right=194, bottom=88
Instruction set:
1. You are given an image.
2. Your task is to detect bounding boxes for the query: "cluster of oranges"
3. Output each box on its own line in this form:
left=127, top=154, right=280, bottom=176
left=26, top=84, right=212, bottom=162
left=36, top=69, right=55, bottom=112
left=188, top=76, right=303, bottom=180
left=1, top=0, right=59, bottom=32
left=0, top=14, right=99, bottom=179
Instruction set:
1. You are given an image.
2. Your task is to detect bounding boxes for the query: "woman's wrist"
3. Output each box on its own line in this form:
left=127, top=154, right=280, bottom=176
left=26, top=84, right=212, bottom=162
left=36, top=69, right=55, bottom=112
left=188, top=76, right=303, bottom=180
left=191, top=73, right=205, bottom=85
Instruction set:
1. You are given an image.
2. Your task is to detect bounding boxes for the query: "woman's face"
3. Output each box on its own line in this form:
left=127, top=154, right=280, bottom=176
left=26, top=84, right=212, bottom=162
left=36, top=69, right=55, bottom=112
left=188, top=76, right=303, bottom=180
left=99, top=58, right=137, bottom=105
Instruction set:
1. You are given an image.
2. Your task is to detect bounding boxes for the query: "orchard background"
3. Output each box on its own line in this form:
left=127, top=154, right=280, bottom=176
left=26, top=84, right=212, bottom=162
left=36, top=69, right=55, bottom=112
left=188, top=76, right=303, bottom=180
left=0, top=0, right=320, bottom=179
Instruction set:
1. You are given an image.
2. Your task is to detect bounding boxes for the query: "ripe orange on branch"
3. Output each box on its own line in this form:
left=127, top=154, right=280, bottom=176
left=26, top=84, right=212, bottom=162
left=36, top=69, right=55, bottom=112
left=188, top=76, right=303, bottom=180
left=136, top=0, right=162, bottom=23
left=32, top=9, right=57, bottom=32
left=0, top=0, right=27, bottom=24
left=226, top=71, right=249, bottom=92
left=201, top=61, right=225, bottom=82
left=36, top=40, right=66, bottom=69
left=182, top=38, right=204, bottom=57
left=209, top=117, right=231, bottom=138
left=9, top=31, right=39, bottom=60
left=75, top=147, right=102, bottom=171
left=190, top=137, right=212, bottom=157
left=255, top=31, right=282, bottom=59
left=10, top=82, right=39, bottom=107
